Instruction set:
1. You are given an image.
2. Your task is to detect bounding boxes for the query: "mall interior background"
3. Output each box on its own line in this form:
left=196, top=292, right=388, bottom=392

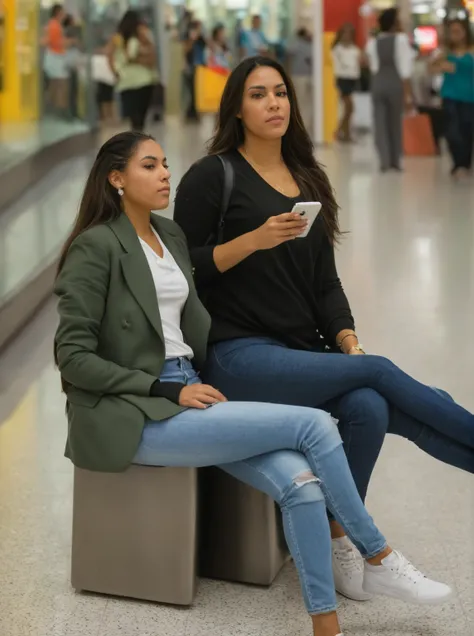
left=0, top=0, right=471, bottom=161
left=0, top=0, right=473, bottom=346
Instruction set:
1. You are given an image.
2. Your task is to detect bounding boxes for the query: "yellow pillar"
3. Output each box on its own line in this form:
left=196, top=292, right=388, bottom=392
left=0, top=0, right=39, bottom=123
left=322, top=32, right=338, bottom=144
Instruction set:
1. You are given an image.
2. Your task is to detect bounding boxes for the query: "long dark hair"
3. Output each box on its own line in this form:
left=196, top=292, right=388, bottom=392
left=54, top=131, right=153, bottom=389
left=118, top=9, right=141, bottom=43
left=332, top=23, right=355, bottom=48
left=208, top=56, right=341, bottom=244
left=56, top=131, right=153, bottom=277
left=446, top=19, right=473, bottom=50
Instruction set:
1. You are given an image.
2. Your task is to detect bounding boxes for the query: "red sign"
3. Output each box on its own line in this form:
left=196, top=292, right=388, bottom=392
left=414, top=26, right=438, bottom=53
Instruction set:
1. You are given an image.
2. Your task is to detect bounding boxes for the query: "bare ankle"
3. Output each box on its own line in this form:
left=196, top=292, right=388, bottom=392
left=329, top=520, right=346, bottom=540
left=367, top=545, right=393, bottom=566
left=311, top=610, right=341, bottom=636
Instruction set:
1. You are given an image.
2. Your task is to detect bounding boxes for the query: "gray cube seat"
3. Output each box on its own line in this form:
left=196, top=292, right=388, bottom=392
left=71, top=465, right=198, bottom=605
left=199, top=467, right=290, bottom=585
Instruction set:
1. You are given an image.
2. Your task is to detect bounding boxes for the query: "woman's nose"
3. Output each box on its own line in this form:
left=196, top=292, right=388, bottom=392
left=268, top=93, right=279, bottom=109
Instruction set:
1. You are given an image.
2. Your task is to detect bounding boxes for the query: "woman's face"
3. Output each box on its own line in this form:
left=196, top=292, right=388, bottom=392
left=448, top=22, right=466, bottom=47
left=111, top=139, right=171, bottom=211
left=239, top=66, right=291, bottom=141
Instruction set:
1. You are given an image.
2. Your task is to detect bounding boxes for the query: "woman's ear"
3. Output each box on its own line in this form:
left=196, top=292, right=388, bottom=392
left=108, top=170, right=124, bottom=191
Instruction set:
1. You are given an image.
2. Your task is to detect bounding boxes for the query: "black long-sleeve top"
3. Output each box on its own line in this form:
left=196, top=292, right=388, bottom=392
left=174, top=151, right=355, bottom=351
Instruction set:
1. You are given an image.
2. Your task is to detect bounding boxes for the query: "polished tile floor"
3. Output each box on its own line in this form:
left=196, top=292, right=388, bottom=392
left=0, top=123, right=473, bottom=636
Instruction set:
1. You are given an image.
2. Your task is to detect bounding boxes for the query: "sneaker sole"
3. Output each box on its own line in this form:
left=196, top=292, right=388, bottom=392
left=363, top=582, right=453, bottom=605
left=336, top=587, right=373, bottom=602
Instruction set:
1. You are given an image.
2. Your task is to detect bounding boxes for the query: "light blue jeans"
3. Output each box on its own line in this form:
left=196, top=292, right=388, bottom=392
left=133, top=358, right=387, bottom=614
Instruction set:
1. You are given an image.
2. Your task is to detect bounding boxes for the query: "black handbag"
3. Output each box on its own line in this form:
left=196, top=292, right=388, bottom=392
left=205, top=154, right=235, bottom=246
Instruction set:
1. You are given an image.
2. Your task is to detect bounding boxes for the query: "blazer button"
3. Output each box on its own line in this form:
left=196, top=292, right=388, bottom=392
left=122, top=319, right=131, bottom=329
left=192, top=267, right=196, bottom=277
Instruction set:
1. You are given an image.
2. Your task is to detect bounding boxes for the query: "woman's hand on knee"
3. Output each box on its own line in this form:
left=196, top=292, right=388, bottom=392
left=179, top=384, right=227, bottom=409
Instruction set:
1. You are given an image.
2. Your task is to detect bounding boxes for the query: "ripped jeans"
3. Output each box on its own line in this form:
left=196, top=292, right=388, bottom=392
left=133, top=358, right=387, bottom=614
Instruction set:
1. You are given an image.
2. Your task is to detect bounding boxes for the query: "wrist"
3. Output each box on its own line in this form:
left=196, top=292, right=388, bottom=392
left=243, top=230, right=260, bottom=254
left=342, top=338, right=358, bottom=354
left=337, top=331, right=358, bottom=353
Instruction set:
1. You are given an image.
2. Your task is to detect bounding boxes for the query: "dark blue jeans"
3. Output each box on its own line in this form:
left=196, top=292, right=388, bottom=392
left=444, top=98, right=474, bottom=171
left=203, top=338, right=474, bottom=506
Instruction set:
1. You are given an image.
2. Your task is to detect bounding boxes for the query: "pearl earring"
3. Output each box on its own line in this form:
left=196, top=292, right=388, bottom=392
left=118, top=188, right=124, bottom=196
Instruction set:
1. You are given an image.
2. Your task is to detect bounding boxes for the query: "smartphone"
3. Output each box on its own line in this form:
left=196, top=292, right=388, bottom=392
left=292, top=202, right=322, bottom=238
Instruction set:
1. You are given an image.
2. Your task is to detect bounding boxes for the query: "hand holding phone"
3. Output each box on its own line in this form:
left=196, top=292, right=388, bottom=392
left=291, top=202, right=322, bottom=238
left=251, top=212, right=309, bottom=251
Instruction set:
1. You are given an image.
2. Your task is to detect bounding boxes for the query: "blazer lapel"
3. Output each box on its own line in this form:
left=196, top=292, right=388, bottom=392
left=109, top=213, right=164, bottom=342
left=150, top=214, right=193, bottom=288
left=150, top=214, right=206, bottom=353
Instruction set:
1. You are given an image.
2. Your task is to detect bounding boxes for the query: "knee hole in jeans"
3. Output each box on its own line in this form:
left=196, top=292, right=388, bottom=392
left=294, top=470, right=318, bottom=486
left=281, top=471, right=325, bottom=508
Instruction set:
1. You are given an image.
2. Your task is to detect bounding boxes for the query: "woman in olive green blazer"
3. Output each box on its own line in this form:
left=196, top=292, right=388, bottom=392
left=54, top=132, right=451, bottom=636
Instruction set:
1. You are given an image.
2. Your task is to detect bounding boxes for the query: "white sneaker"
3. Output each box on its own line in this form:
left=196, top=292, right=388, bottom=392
left=332, top=537, right=373, bottom=601
left=363, top=550, right=453, bottom=605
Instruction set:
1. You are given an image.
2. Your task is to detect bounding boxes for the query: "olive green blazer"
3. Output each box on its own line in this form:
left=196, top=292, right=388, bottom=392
left=54, top=212, right=211, bottom=472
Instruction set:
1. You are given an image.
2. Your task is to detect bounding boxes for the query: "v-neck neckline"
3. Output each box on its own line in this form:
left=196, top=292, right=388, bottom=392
left=139, top=227, right=167, bottom=261
left=236, top=150, right=301, bottom=201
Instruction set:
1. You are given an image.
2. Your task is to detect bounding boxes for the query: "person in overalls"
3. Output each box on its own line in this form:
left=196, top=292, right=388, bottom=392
left=366, top=8, right=414, bottom=172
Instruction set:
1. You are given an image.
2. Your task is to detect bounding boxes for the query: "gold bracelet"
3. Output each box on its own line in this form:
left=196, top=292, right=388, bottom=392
left=348, top=344, right=366, bottom=354
left=337, top=333, right=358, bottom=350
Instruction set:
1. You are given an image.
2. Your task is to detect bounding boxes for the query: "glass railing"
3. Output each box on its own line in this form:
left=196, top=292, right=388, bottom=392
left=0, top=156, right=91, bottom=305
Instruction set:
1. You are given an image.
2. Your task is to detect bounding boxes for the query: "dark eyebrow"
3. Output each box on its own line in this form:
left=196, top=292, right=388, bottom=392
left=141, top=155, right=158, bottom=161
left=247, top=83, right=286, bottom=91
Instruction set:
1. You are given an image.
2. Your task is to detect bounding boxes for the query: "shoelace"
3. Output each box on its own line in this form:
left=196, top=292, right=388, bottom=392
left=391, top=550, right=426, bottom=582
left=334, top=546, right=362, bottom=573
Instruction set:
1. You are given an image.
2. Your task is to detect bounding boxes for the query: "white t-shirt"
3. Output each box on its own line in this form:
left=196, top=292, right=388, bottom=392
left=365, top=33, right=414, bottom=80
left=139, top=227, right=194, bottom=361
left=332, top=44, right=361, bottom=79
left=91, top=54, right=116, bottom=85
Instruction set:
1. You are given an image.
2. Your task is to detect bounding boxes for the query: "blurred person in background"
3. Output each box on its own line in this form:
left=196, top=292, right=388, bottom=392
left=63, top=14, right=81, bottom=119
left=42, top=4, right=74, bottom=117
left=411, top=45, right=444, bottom=154
left=240, top=15, right=270, bottom=59
left=179, top=9, right=194, bottom=42
left=366, top=8, right=414, bottom=172
left=431, top=19, right=474, bottom=179
left=288, top=27, right=313, bottom=133
left=208, top=24, right=231, bottom=70
left=92, top=42, right=117, bottom=125
left=183, top=20, right=207, bottom=121
left=332, top=23, right=361, bottom=142
left=109, top=10, right=157, bottom=131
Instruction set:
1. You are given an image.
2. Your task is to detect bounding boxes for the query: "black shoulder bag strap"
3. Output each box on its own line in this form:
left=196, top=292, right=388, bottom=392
left=205, top=154, right=235, bottom=246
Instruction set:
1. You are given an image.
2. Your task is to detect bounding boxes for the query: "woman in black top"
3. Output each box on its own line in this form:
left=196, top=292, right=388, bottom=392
left=174, top=56, right=474, bottom=602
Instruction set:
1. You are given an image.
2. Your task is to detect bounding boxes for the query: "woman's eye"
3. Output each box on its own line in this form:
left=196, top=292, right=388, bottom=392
left=144, top=164, right=155, bottom=170
left=250, top=93, right=264, bottom=99
left=277, top=91, right=288, bottom=98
